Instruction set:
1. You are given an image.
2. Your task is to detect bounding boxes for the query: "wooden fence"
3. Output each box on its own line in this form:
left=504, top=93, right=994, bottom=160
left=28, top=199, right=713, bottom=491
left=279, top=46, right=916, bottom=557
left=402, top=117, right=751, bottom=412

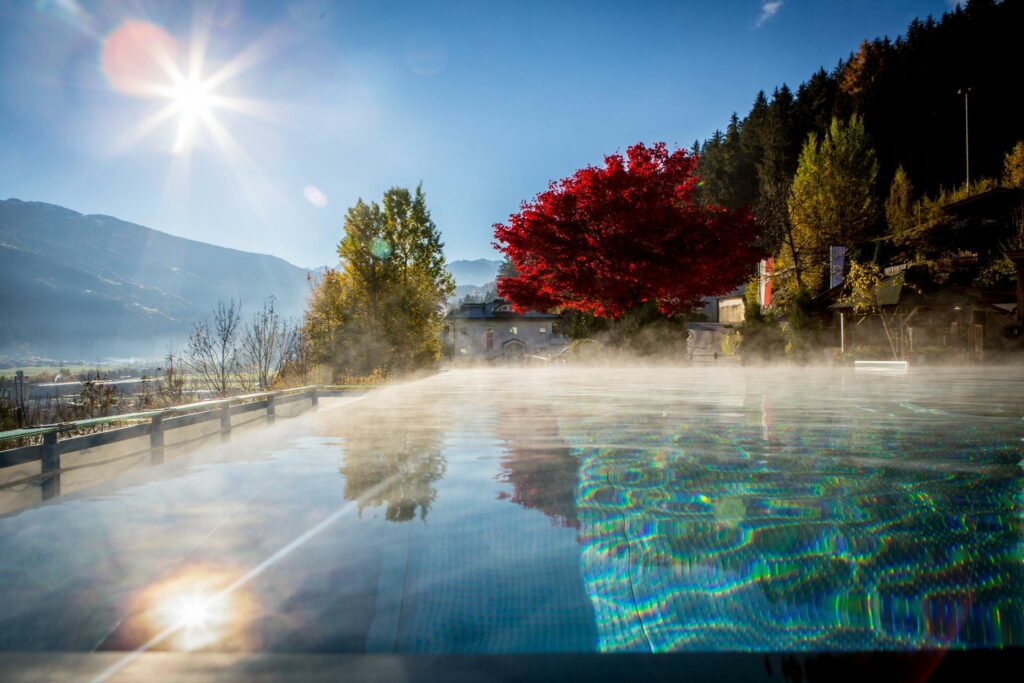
left=0, top=385, right=370, bottom=504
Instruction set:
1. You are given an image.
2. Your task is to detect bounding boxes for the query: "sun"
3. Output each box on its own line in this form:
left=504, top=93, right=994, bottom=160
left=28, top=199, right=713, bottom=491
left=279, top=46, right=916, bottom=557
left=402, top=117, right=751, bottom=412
left=101, top=19, right=276, bottom=157
left=171, top=75, right=213, bottom=119
left=167, top=73, right=216, bottom=154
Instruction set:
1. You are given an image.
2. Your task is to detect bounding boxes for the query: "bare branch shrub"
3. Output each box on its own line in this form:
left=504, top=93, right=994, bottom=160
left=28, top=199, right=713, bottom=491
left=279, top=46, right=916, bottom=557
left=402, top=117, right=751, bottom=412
left=239, top=297, right=298, bottom=391
left=185, top=300, right=243, bottom=397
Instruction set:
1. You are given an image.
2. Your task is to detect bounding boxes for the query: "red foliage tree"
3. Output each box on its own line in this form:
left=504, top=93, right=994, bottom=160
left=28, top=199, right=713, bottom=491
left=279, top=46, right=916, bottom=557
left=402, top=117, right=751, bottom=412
left=493, top=142, right=763, bottom=318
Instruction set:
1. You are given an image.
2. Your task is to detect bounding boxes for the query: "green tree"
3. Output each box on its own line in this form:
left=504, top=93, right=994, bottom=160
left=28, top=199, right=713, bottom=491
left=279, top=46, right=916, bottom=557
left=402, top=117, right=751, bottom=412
left=698, top=0, right=1024, bottom=222
left=736, top=285, right=786, bottom=363
left=497, top=256, right=518, bottom=280
left=788, top=115, right=879, bottom=293
left=794, top=68, right=839, bottom=145
left=884, top=165, right=915, bottom=235
left=698, top=111, right=759, bottom=211
left=754, top=85, right=802, bottom=286
left=304, top=185, right=454, bottom=378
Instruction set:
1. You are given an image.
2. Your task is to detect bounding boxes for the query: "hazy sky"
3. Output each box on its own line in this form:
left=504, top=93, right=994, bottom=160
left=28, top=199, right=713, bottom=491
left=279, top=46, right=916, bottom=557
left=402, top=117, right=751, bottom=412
left=0, top=0, right=958, bottom=268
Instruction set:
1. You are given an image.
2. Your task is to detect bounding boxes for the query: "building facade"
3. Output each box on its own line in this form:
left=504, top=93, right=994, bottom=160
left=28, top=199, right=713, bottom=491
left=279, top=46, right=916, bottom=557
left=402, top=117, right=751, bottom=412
left=444, top=299, right=567, bottom=362
left=699, top=286, right=746, bottom=323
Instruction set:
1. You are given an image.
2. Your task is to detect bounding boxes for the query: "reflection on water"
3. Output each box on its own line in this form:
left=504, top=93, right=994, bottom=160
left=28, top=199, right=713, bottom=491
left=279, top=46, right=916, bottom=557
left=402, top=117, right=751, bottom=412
left=495, top=403, right=579, bottom=528
left=336, top=394, right=448, bottom=523
left=0, top=367, right=1021, bottom=655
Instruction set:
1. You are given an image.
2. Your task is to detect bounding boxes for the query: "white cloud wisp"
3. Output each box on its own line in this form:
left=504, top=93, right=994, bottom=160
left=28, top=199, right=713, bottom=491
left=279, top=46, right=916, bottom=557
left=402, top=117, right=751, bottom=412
left=756, top=1, right=783, bottom=28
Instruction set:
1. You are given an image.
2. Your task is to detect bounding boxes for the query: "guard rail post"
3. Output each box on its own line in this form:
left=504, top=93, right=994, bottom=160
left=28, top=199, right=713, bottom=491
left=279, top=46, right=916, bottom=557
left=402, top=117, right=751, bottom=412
left=220, top=402, right=232, bottom=440
left=150, top=413, right=164, bottom=464
left=41, top=431, right=60, bottom=500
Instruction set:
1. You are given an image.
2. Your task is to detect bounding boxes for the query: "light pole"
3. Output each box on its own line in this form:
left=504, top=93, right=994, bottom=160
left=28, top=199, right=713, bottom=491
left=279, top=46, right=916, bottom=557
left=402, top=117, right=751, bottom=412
left=957, top=87, right=972, bottom=191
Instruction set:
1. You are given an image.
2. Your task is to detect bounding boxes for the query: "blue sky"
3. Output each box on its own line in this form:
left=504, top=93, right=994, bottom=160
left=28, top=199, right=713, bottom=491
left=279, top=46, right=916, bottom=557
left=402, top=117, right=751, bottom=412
left=0, top=0, right=958, bottom=268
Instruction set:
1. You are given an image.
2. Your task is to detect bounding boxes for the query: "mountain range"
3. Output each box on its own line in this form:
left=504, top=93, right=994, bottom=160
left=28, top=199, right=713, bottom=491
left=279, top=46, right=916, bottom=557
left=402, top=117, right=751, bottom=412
left=0, top=199, right=499, bottom=359
left=445, top=258, right=501, bottom=287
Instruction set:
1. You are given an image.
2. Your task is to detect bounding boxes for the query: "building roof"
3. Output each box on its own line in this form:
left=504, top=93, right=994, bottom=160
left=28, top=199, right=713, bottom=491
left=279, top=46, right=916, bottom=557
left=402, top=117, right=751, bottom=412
left=831, top=267, right=1014, bottom=310
left=942, top=187, right=1024, bottom=220
left=445, top=298, right=561, bottom=320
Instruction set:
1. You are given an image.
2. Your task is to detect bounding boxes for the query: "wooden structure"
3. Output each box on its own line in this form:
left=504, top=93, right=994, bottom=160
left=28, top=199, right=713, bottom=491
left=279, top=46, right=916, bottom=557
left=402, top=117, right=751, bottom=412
left=1006, top=249, right=1024, bottom=323
left=830, top=267, right=1015, bottom=362
left=0, top=385, right=367, bottom=506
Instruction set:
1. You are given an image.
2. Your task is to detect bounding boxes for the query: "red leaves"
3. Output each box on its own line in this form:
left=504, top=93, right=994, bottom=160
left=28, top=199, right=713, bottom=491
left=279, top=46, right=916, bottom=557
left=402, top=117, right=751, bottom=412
left=493, top=142, right=764, bottom=318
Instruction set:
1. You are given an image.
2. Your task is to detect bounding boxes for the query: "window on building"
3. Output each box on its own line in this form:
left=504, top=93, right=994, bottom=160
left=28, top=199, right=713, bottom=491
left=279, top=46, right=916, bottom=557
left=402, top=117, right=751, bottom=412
left=485, top=327, right=494, bottom=350
left=718, top=297, right=745, bottom=323
left=509, top=326, right=517, bottom=335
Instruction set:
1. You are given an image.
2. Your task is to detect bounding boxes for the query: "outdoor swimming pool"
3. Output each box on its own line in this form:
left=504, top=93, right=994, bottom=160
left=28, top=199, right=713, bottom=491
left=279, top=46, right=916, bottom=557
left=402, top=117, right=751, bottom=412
left=0, top=366, right=1021, bottom=662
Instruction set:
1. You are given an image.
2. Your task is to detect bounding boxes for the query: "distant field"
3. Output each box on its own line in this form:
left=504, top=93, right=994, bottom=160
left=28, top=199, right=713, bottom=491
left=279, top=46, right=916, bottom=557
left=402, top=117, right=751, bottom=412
left=0, top=365, right=111, bottom=381
left=0, top=367, right=274, bottom=391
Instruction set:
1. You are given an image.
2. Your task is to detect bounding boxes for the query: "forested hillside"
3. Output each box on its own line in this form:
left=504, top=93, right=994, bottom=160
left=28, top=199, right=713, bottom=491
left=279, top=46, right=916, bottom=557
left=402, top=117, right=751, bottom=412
left=696, top=0, right=1024, bottom=272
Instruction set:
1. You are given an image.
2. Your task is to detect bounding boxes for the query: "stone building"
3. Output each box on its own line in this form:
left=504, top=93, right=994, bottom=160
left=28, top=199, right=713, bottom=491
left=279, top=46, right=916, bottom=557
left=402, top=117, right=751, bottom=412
left=444, top=298, right=567, bottom=362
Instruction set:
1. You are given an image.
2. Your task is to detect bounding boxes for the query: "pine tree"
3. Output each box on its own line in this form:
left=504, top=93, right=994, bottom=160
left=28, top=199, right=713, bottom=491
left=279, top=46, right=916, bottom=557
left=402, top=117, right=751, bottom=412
left=753, top=86, right=800, bottom=256
left=739, top=91, right=770, bottom=205
left=794, top=68, right=839, bottom=145
left=698, top=111, right=759, bottom=211
left=697, top=0, right=1024, bottom=219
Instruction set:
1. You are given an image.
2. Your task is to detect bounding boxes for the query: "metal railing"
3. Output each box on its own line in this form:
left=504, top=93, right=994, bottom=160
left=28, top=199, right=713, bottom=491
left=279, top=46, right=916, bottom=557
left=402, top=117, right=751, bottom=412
left=0, top=384, right=378, bottom=501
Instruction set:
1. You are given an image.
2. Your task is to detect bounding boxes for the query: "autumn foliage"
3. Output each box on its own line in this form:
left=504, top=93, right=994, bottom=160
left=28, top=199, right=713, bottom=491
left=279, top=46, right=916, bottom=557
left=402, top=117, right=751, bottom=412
left=493, top=143, right=763, bottom=318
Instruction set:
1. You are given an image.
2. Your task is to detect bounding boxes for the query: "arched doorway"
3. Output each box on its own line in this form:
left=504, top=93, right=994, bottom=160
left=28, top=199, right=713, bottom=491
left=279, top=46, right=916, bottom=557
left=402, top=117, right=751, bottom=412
left=503, top=339, right=525, bottom=360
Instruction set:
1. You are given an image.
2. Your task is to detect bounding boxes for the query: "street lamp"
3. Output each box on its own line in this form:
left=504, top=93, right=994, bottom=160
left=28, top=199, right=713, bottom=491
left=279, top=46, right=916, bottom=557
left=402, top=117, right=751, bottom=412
left=957, top=87, right=972, bottom=192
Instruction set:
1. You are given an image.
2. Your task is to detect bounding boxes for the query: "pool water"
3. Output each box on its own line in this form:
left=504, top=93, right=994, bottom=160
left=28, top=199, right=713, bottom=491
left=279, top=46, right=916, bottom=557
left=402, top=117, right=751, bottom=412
left=0, top=367, right=1021, bottom=655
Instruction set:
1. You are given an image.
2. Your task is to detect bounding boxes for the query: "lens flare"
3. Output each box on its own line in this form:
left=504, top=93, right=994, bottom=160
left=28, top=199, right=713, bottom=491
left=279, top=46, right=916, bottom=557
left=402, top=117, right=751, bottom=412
left=303, top=185, right=328, bottom=207
left=370, top=237, right=393, bottom=259
left=101, top=20, right=179, bottom=97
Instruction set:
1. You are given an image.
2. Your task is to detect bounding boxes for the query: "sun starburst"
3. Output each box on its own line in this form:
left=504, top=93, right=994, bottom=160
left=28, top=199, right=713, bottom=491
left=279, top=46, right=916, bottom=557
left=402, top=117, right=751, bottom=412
left=102, top=19, right=277, bottom=157
left=166, top=73, right=215, bottom=153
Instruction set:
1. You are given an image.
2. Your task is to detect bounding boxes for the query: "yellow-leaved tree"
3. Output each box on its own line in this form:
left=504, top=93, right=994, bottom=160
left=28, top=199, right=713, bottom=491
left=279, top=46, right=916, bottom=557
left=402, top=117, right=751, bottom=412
left=1003, top=141, right=1024, bottom=189
left=303, top=185, right=455, bottom=379
left=884, top=165, right=915, bottom=236
left=787, top=115, right=879, bottom=295
left=843, top=260, right=902, bottom=359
